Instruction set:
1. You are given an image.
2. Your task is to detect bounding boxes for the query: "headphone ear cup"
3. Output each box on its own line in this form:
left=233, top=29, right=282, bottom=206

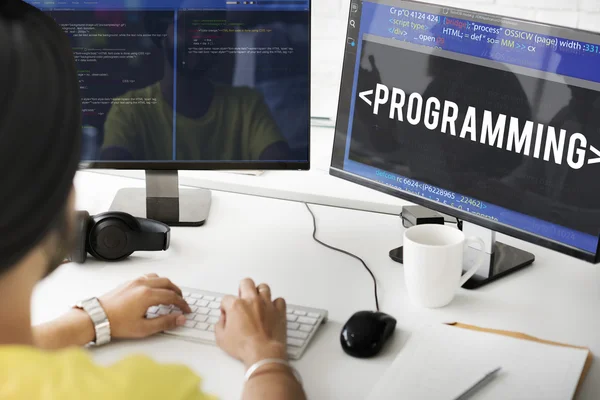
left=88, top=216, right=135, bottom=261
left=69, top=211, right=90, bottom=263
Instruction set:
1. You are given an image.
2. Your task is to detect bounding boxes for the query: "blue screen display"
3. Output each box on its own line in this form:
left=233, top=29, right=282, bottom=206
left=360, top=3, right=600, bottom=83
left=338, top=1, right=600, bottom=254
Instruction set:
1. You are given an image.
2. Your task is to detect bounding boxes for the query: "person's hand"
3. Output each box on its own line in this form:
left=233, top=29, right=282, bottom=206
left=98, top=273, right=191, bottom=339
left=216, top=278, right=287, bottom=368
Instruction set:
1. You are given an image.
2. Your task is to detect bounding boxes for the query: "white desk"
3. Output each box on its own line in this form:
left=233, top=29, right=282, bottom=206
left=32, top=172, right=600, bottom=399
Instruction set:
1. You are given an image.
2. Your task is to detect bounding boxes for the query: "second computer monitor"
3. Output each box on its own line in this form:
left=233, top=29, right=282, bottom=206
left=333, top=0, right=600, bottom=264
left=31, top=0, right=310, bottom=225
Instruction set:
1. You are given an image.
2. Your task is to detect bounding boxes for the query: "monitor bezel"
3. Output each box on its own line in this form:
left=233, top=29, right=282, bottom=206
left=330, top=168, right=597, bottom=263
left=84, top=160, right=310, bottom=170
left=330, top=0, right=600, bottom=263
left=81, top=0, right=312, bottom=172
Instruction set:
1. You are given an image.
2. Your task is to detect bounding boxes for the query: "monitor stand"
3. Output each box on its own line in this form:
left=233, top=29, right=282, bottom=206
left=389, top=221, right=535, bottom=289
left=460, top=222, right=535, bottom=289
left=109, top=170, right=211, bottom=226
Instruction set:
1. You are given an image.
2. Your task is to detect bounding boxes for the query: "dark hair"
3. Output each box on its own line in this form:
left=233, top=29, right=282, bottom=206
left=0, top=0, right=81, bottom=272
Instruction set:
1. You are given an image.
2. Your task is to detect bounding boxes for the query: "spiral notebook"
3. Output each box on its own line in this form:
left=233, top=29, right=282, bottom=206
left=367, top=323, right=592, bottom=400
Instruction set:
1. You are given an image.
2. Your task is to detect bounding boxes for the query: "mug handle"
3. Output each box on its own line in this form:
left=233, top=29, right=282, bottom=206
left=459, top=237, right=486, bottom=287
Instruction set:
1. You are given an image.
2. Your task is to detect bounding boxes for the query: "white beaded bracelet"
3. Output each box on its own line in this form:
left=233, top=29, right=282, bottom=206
left=244, top=358, right=303, bottom=386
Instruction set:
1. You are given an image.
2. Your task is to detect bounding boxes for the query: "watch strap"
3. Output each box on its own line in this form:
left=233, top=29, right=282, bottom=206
left=78, top=297, right=111, bottom=346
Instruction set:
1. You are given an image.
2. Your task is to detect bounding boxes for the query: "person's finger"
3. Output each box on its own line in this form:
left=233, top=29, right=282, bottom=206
left=143, top=273, right=159, bottom=279
left=149, top=289, right=191, bottom=313
left=142, top=277, right=183, bottom=297
left=220, top=295, right=237, bottom=312
left=274, top=297, right=286, bottom=315
left=142, top=313, right=186, bottom=336
left=257, top=283, right=272, bottom=303
left=215, top=312, right=226, bottom=347
left=239, top=278, right=257, bottom=300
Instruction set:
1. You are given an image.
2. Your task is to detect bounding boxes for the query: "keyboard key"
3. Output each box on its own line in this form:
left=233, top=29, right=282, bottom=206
left=299, top=324, right=313, bottom=333
left=207, top=316, right=219, bottom=324
left=184, top=321, right=196, bottom=329
left=208, top=302, right=220, bottom=309
left=288, top=330, right=309, bottom=339
left=208, top=325, right=215, bottom=332
left=186, top=298, right=197, bottom=305
left=195, top=323, right=209, bottom=331
left=147, top=306, right=159, bottom=314
left=197, top=307, right=210, bottom=315
left=293, top=310, right=307, bottom=316
left=209, top=310, right=221, bottom=317
left=191, top=293, right=203, bottom=299
left=146, top=313, right=159, bottom=319
left=286, top=314, right=298, bottom=322
left=215, top=297, right=222, bottom=302
left=194, top=315, right=208, bottom=322
left=172, top=307, right=181, bottom=313
left=297, top=316, right=317, bottom=325
left=182, top=292, right=190, bottom=297
left=203, top=296, right=216, bottom=301
left=287, top=338, right=304, bottom=347
left=287, top=309, right=294, bottom=314
left=307, top=312, right=320, bottom=318
left=196, top=300, right=209, bottom=307
left=158, top=306, right=171, bottom=315
left=288, top=322, right=300, bottom=330
left=288, top=347, right=301, bottom=359
left=189, top=305, right=198, bottom=313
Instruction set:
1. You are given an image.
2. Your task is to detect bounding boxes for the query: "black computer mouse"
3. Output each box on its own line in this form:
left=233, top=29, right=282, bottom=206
left=340, top=311, right=397, bottom=358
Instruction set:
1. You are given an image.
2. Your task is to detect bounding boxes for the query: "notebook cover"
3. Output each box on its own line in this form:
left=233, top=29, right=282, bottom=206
left=447, top=322, right=593, bottom=399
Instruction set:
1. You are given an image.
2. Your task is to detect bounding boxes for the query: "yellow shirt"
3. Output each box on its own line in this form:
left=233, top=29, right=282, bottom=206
left=0, top=346, right=216, bottom=400
left=102, top=83, right=283, bottom=161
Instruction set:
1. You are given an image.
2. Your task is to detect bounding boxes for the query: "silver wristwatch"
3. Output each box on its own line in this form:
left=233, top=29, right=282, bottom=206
left=74, top=297, right=111, bottom=346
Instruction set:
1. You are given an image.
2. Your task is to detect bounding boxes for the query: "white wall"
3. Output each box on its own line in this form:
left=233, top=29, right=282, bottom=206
left=311, top=0, right=600, bottom=118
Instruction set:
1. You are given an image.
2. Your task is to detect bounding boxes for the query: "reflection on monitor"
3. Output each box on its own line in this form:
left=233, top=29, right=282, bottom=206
left=32, top=0, right=310, bottom=166
left=332, top=1, right=600, bottom=265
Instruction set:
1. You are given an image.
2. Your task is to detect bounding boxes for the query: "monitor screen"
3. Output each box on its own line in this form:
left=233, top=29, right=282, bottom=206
left=332, top=0, right=600, bottom=258
left=29, top=0, right=310, bottom=167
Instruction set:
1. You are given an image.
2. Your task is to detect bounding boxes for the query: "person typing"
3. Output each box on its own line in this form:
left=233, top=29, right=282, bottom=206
left=0, top=1, right=304, bottom=399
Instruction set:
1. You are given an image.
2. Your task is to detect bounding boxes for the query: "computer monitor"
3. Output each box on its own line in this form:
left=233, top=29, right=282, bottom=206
left=31, top=0, right=311, bottom=225
left=332, top=0, right=600, bottom=287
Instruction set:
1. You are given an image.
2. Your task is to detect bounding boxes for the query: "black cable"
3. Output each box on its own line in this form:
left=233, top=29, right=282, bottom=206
left=304, top=203, right=380, bottom=312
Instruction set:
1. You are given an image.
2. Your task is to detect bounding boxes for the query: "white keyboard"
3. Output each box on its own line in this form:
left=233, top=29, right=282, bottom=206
left=146, top=287, right=328, bottom=360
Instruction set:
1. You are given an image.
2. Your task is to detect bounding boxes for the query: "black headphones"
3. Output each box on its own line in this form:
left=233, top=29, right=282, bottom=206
left=70, top=211, right=171, bottom=263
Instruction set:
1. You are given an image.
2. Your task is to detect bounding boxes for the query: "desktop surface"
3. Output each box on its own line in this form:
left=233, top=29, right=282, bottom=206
left=31, top=171, right=600, bottom=399
left=332, top=0, right=600, bottom=261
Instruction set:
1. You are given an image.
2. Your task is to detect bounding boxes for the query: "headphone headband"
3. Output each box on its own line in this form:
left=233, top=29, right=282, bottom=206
left=134, top=218, right=170, bottom=251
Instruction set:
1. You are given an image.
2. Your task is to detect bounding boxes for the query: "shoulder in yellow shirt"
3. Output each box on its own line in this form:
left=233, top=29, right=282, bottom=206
left=102, top=82, right=284, bottom=161
left=0, top=346, right=216, bottom=400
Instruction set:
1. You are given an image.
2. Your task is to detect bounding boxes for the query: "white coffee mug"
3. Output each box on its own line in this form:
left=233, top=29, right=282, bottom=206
left=403, top=224, right=486, bottom=308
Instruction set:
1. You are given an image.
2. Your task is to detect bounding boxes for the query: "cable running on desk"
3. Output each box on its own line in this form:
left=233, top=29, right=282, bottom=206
left=304, top=203, right=380, bottom=312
